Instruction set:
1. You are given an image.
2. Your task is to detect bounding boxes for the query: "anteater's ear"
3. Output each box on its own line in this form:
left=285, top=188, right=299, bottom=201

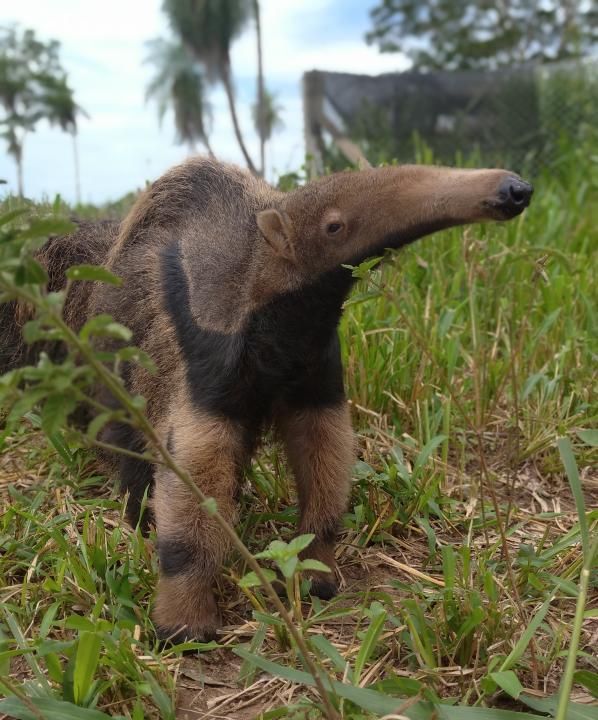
left=256, top=209, right=295, bottom=262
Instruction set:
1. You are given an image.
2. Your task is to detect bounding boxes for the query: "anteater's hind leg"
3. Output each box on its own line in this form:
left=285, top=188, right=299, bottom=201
left=151, top=401, right=244, bottom=642
left=101, top=423, right=155, bottom=533
left=278, top=402, right=355, bottom=599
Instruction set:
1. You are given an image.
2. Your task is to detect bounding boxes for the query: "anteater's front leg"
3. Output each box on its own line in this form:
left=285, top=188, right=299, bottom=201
left=151, top=403, right=243, bottom=642
left=279, top=402, right=355, bottom=599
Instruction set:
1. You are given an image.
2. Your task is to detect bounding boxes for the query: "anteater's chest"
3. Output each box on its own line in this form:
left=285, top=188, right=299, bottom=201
left=182, top=315, right=344, bottom=426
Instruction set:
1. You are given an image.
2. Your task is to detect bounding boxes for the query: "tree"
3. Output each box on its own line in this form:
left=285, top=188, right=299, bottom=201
left=253, top=0, right=266, bottom=175
left=0, top=26, right=83, bottom=197
left=145, top=38, right=214, bottom=156
left=251, top=87, right=283, bottom=170
left=163, top=0, right=258, bottom=174
left=366, top=0, right=598, bottom=71
left=39, top=72, right=87, bottom=204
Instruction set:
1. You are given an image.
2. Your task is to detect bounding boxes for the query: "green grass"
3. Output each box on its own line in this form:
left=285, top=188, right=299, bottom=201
left=1, top=145, right=597, bottom=719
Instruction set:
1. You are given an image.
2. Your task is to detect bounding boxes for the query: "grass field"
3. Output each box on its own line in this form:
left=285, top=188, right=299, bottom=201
left=0, top=147, right=597, bottom=719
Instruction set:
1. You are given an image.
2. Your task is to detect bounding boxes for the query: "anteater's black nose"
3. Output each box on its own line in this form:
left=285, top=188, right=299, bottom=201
left=496, top=176, right=534, bottom=215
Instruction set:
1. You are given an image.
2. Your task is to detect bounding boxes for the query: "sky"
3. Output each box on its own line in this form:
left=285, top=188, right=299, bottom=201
left=0, top=0, right=410, bottom=204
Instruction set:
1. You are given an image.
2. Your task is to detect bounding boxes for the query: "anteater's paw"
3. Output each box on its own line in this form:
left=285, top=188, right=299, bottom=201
left=153, top=578, right=220, bottom=647
left=155, top=619, right=220, bottom=646
left=309, top=575, right=338, bottom=601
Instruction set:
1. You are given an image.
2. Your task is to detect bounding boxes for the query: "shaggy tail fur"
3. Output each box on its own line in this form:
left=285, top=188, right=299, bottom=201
left=0, top=220, right=119, bottom=374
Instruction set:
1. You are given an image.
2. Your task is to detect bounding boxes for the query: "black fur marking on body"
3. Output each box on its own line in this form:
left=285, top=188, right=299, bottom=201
left=158, top=538, right=196, bottom=577
left=310, top=577, right=338, bottom=601
left=102, top=421, right=154, bottom=530
left=160, top=243, right=355, bottom=425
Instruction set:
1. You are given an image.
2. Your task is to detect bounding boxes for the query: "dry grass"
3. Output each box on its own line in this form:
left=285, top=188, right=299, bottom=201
left=1, top=419, right=596, bottom=718
left=1, top=149, right=597, bottom=718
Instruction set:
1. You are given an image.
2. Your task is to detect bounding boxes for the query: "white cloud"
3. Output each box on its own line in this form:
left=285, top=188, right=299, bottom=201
left=0, top=0, right=409, bottom=203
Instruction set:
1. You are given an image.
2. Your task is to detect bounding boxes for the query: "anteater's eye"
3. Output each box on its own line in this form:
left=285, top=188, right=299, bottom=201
left=326, top=222, right=343, bottom=235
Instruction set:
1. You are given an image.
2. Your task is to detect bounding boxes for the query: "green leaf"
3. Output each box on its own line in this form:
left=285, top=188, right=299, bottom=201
left=80, top=314, right=132, bottom=342
left=0, top=630, right=9, bottom=678
left=17, top=217, right=75, bottom=240
left=413, top=434, right=447, bottom=474
left=201, top=497, right=218, bottom=515
left=238, top=623, right=269, bottom=686
left=441, top=545, right=456, bottom=592
left=353, top=606, right=387, bottom=684
left=577, top=429, right=598, bottom=447
left=20, top=319, right=42, bottom=344
left=310, top=634, right=347, bottom=672
left=233, top=647, right=545, bottom=719
left=16, top=257, right=48, bottom=285
left=557, top=437, right=589, bottom=556
left=489, top=671, right=524, bottom=699
left=41, top=393, right=75, bottom=437
left=456, top=606, right=485, bottom=641
left=573, top=670, right=598, bottom=698
left=520, top=693, right=598, bottom=720
left=74, top=631, right=102, bottom=704
left=46, top=652, right=64, bottom=684
left=116, top=346, right=157, bottom=373
left=233, top=647, right=323, bottom=686
left=66, top=264, right=122, bottom=285
left=499, top=592, right=555, bottom=672
left=143, top=671, right=175, bottom=720
left=238, top=569, right=276, bottom=589
left=0, top=208, right=28, bottom=228
left=87, top=411, right=114, bottom=441
left=342, top=255, right=383, bottom=278
left=0, top=697, right=122, bottom=720
left=287, top=534, right=316, bottom=555
left=47, top=431, right=75, bottom=468
left=2, top=608, right=50, bottom=690
left=278, top=555, right=298, bottom=579
left=65, top=615, right=96, bottom=632
left=39, top=601, right=60, bottom=639
left=299, top=559, right=331, bottom=573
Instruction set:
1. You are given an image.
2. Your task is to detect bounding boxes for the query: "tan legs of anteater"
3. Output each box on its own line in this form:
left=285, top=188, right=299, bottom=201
left=151, top=400, right=354, bottom=641
left=278, top=402, right=355, bottom=598
left=152, top=404, right=244, bottom=642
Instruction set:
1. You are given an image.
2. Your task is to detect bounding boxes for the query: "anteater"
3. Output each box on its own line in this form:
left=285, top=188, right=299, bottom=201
left=0, top=158, right=533, bottom=641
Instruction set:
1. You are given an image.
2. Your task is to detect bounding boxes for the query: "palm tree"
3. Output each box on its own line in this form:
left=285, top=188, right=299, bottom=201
left=253, top=0, right=266, bottom=175
left=163, top=0, right=258, bottom=174
left=0, top=26, right=83, bottom=198
left=1, top=123, right=26, bottom=197
left=252, top=88, right=283, bottom=172
left=145, top=38, right=213, bottom=156
left=0, top=28, right=37, bottom=196
left=38, top=72, right=87, bottom=204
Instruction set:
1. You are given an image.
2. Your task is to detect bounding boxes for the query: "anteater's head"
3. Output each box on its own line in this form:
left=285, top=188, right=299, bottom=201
left=257, top=165, right=533, bottom=276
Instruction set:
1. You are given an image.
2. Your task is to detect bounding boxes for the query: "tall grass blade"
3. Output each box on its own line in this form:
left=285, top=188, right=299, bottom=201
left=557, top=437, right=590, bottom=554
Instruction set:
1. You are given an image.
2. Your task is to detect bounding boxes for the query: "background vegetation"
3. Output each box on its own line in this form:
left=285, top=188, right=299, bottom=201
left=366, top=0, right=598, bottom=70
left=1, top=0, right=597, bottom=718
left=0, top=133, right=596, bottom=718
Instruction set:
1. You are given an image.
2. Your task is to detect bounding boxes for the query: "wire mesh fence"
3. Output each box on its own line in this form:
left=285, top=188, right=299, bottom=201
left=303, top=56, right=598, bottom=174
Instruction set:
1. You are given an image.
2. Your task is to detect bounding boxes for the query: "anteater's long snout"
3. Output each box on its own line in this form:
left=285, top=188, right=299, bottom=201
left=488, top=175, right=534, bottom=219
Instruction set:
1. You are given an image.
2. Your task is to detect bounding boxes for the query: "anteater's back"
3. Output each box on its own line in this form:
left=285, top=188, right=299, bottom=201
left=0, top=220, right=119, bottom=373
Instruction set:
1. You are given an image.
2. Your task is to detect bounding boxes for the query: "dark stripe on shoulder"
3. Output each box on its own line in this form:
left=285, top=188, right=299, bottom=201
left=161, top=242, right=353, bottom=423
left=160, top=243, right=250, bottom=419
